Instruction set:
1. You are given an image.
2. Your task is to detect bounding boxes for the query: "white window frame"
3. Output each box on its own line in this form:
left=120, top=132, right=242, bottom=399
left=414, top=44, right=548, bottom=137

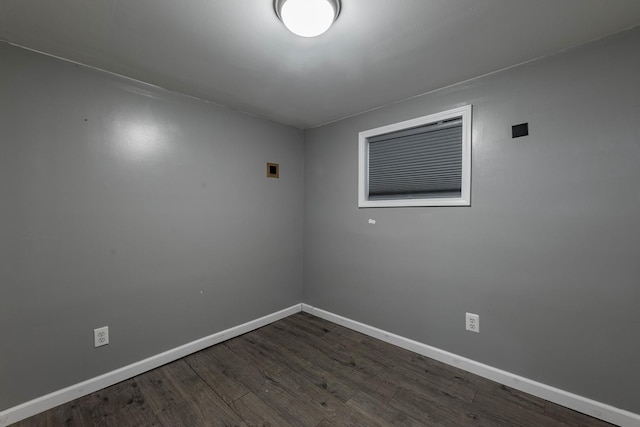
left=358, top=105, right=472, bottom=208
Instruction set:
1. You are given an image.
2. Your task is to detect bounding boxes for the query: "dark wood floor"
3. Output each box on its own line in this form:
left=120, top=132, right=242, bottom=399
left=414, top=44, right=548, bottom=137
left=14, top=312, right=614, bottom=426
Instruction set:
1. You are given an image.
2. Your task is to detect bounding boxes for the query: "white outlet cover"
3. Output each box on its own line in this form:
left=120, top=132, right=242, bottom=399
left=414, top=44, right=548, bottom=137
left=94, top=326, right=109, bottom=347
left=465, top=313, right=480, bottom=333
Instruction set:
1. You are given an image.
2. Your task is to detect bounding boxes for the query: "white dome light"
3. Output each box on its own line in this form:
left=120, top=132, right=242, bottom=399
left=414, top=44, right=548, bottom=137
left=275, top=0, right=341, bottom=38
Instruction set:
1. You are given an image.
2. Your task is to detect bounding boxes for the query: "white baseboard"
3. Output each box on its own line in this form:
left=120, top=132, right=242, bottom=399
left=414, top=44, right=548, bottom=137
left=301, top=303, right=640, bottom=427
left=0, top=304, right=302, bottom=427
left=3, top=303, right=638, bottom=427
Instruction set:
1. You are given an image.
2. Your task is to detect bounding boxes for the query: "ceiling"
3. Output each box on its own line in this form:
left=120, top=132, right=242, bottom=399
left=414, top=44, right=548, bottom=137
left=1, top=0, right=640, bottom=129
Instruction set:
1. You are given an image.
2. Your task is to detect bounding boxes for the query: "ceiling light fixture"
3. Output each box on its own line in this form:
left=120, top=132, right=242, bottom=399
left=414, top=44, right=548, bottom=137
left=274, top=0, right=341, bottom=38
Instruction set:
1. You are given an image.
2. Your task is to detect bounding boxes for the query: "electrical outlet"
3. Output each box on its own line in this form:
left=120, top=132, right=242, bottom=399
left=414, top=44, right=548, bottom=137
left=465, top=313, right=479, bottom=333
left=94, top=326, right=109, bottom=347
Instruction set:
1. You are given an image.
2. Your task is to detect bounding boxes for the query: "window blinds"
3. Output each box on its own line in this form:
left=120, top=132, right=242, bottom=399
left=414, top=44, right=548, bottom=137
left=367, top=118, right=463, bottom=199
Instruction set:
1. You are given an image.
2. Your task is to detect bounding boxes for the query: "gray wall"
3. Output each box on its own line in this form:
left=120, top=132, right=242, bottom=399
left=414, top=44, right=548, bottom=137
left=3, top=26, right=640, bottom=416
left=304, top=28, right=640, bottom=413
left=0, top=43, right=303, bottom=410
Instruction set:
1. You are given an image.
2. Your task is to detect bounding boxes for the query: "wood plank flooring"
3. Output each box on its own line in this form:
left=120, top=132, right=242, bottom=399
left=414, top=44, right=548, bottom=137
left=13, top=312, right=615, bottom=426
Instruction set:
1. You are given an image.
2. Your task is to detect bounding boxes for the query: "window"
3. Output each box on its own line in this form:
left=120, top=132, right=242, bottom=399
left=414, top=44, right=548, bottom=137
left=358, top=105, right=471, bottom=207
